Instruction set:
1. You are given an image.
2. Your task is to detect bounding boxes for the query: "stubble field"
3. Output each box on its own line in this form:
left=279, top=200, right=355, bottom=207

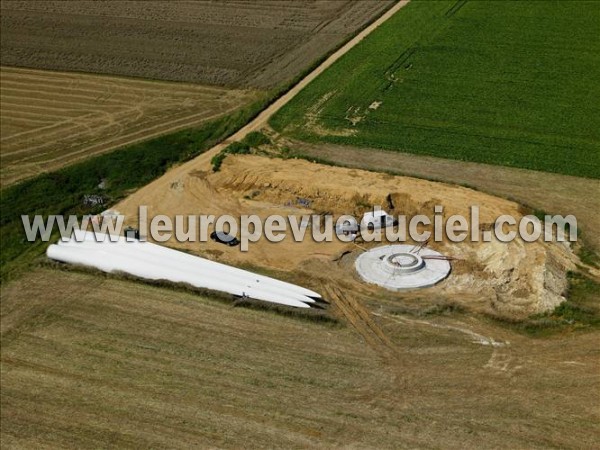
left=1, top=267, right=598, bottom=448
left=0, top=67, right=260, bottom=186
left=0, top=0, right=395, bottom=186
left=0, top=0, right=395, bottom=89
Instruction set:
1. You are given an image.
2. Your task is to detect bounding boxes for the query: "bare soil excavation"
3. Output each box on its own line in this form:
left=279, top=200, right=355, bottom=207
left=114, top=154, right=581, bottom=321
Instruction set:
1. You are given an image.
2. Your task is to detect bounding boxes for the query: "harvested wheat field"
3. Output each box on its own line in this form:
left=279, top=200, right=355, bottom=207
left=1, top=267, right=598, bottom=448
left=0, top=67, right=259, bottom=186
left=0, top=0, right=394, bottom=89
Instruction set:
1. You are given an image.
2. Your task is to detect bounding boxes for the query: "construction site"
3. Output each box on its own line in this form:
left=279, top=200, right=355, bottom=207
left=107, top=152, right=579, bottom=321
left=1, top=0, right=598, bottom=448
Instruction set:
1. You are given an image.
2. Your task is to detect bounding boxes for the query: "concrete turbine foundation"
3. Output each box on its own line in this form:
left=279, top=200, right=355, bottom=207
left=355, top=244, right=451, bottom=290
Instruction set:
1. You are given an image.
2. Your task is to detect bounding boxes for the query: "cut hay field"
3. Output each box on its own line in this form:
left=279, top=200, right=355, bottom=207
left=0, top=0, right=394, bottom=89
left=0, top=67, right=260, bottom=186
left=271, top=0, right=600, bottom=178
left=2, top=267, right=599, bottom=448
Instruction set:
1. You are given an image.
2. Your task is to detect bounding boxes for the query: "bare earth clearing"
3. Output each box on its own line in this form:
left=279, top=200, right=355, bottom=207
left=0, top=67, right=258, bottom=186
left=115, top=154, right=582, bottom=321
left=0, top=0, right=394, bottom=89
left=288, top=140, right=600, bottom=251
left=1, top=267, right=598, bottom=448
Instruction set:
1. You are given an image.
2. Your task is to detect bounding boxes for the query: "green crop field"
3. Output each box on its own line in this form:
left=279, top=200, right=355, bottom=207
left=270, top=0, right=600, bottom=179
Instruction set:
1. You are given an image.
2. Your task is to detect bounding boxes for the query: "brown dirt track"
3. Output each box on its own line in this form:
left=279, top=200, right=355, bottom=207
left=0, top=67, right=259, bottom=186
left=0, top=0, right=395, bottom=89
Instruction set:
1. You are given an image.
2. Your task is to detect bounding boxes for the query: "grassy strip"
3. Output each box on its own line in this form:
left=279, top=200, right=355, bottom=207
left=211, top=131, right=271, bottom=171
left=211, top=142, right=252, bottom=172
left=0, top=99, right=270, bottom=282
left=490, top=272, right=600, bottom=337
left=270, top=0, right=600, bottom=178
left=578, top=246, right=600, bottom=269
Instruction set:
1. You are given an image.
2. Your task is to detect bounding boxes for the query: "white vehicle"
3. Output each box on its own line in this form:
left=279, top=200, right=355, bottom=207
left=360, top=209, right=395, bottom=230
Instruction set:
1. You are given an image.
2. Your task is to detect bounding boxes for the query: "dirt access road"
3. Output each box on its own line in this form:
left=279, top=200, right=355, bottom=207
left=119, top=0, right=411, bottom=189
left=229, top=0, right=411, bottom=138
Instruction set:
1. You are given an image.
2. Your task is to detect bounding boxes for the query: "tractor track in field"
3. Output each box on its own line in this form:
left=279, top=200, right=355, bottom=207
left=323, top=282, right=398, bottom=361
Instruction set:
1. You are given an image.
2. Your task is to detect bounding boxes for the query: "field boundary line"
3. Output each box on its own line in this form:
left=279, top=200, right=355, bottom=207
left=120, top=0, right=412, bottom=193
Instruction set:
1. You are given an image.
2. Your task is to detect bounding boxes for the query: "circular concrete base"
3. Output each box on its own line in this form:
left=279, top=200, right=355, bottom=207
left=355, top=244, right=451, bottom=290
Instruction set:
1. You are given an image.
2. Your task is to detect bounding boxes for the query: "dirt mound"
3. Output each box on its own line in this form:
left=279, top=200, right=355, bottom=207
left=115, top=154, right=578, bottom=320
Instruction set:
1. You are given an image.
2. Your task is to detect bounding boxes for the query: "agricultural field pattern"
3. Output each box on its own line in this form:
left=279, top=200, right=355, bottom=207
left=271, top=0, right=600, bottom=178
left=0, top=0, right=394, bottom=89
left=2, top=267, right=598, bottom=448
left=1, top=0, right=599, bottom=448
left=0, top=67, right=259, bottom=186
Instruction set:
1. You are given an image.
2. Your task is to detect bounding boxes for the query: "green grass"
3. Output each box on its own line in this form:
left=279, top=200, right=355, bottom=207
left=0, top=99, right=269, bottom=282
left=578, top=246, right=600, bottom=268
left=211, top=141, right=251, bottom=172
left=211, top=131, right=271, bottom=171
left=496, top=272, right=600, bottom=337
left=271, top=0, right=600, bottom=178
left=242, top=131, right=271, bottom=148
